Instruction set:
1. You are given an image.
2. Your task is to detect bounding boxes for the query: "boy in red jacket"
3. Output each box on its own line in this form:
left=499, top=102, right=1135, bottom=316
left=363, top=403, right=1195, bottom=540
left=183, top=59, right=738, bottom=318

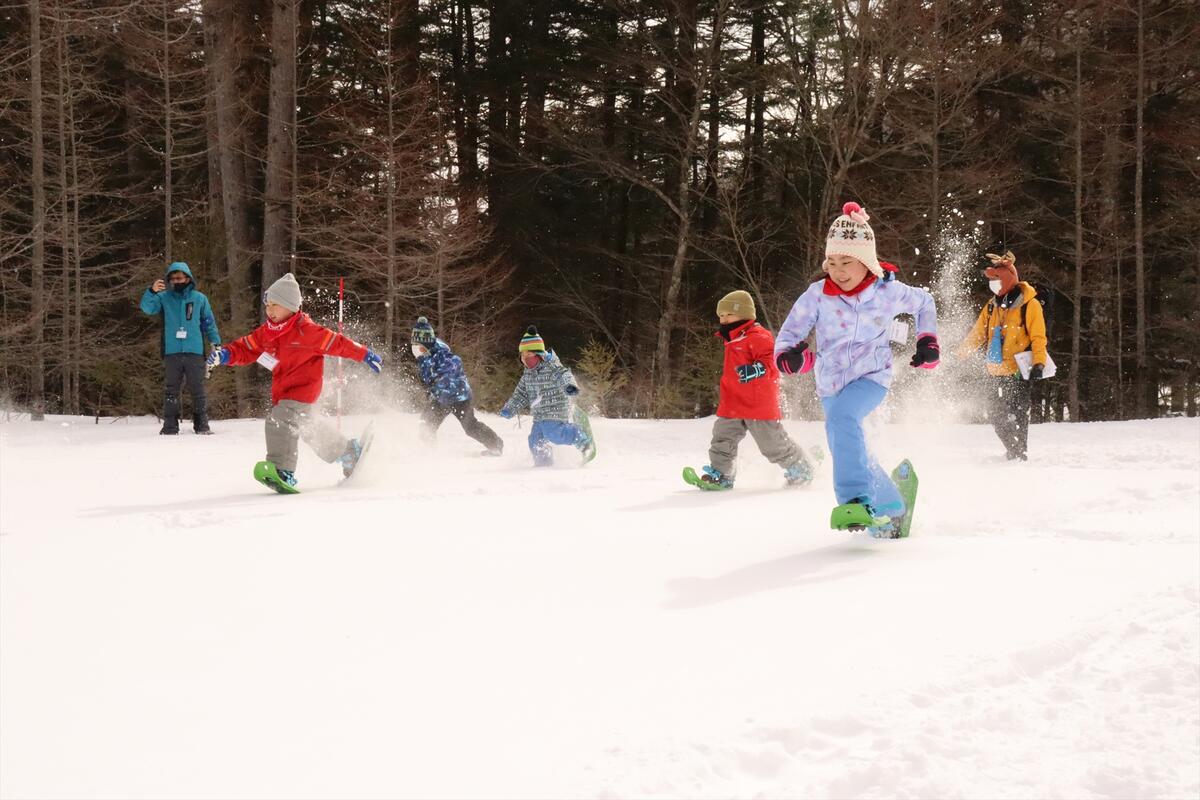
left=206, top=272, right=383, bottom=490
left=688, top=290, right=814, bottom=490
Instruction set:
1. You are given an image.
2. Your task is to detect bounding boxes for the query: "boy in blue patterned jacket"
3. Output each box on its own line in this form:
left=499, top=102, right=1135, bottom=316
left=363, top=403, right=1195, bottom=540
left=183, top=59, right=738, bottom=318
left=411, top=317, right=504, bottom=456
left=499, top=326, right=594, bottom=466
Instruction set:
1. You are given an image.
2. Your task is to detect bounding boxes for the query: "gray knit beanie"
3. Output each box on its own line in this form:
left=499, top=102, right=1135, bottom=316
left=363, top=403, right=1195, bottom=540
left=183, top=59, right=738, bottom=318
left=265, top=272, right=303, bottom=312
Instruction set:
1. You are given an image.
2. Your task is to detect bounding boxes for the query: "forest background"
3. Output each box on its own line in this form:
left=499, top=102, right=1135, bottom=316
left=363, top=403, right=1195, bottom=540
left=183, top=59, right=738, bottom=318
left=1, top=0, right=1196, bottom=422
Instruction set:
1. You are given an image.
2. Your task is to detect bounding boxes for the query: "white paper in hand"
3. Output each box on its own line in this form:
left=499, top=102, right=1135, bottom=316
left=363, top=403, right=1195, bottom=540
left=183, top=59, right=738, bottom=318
left=1013, top=350, right=1057, bottom=380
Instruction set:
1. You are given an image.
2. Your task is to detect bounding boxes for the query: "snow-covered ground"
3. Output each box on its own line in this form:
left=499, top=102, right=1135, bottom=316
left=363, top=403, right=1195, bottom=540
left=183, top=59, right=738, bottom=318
left=2, top=411, right=1198, bottom=799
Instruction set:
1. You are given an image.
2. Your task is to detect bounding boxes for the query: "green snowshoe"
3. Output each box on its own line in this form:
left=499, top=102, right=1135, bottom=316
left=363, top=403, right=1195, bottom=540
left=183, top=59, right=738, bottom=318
left=254, top=461, right=300, bottom=495
left=574, top=408, right=597, bottom=464
left=830, top=501, right=889, bottom=531
left=888, top=459, right=919, bottom=539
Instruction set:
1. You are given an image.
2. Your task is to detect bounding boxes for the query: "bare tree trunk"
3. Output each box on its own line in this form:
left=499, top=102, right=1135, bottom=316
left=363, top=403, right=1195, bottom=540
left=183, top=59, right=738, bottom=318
left=203, top=0, right=258, bottom=414
left=523, top=0, right=550, bottom=163
left=162, top=0, right=173, bottom=257
left=262, top=0, right=298, bottom=292
left=384, top=15, right=397, bottom=353
left=290, top=5, right=299, bottom=260
left=1069, top=8, right=1083, bottom=422
left=1133, top=0, right=1148, bottom=417
left=436, top=247, right=445, bottom=323
left=30, top=0, right=46, bottom=421
left=1099, top=118, right=1122, bottom=420
left=202, top=16, right=224, bottom=258
left=750, top=2, right=764, bottom=204
left=700, top=18, right=721, bottom=235
left=57, top=7, right=70, bottom=413
left=452, top=0, right=481, bottom=208
left=653, top=0, right=725, bottom=395
left=68, top=37, right=81, bottom=415
left=485, top=0, right=508, bottom=223
left=929, top=0, right=942, bottom=249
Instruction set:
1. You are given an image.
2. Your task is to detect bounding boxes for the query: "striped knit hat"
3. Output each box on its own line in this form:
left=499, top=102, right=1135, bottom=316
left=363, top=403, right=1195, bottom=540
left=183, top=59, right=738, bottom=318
left=518, top=325, right=546, bottom=353
left=412, top=316, right=436, bottom=345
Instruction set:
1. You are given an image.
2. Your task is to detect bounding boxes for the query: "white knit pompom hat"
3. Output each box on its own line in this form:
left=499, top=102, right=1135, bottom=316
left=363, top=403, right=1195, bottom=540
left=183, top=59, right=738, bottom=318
left=825, top=201, right=882, bottom=278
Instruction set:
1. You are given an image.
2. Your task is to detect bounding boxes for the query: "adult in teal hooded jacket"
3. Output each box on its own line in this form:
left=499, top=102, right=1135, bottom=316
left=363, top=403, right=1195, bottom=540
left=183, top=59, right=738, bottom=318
left=140, top=262, right=222, bottom=434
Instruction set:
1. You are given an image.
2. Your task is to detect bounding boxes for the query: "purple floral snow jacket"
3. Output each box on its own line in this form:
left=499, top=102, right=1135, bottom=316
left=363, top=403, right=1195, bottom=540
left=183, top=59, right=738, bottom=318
left=774, top=276, right=938, bottom=398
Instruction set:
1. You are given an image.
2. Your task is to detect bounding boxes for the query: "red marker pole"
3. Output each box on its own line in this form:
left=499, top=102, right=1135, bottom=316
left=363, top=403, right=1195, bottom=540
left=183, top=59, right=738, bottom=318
left=336, top=277, right=344, bottom=432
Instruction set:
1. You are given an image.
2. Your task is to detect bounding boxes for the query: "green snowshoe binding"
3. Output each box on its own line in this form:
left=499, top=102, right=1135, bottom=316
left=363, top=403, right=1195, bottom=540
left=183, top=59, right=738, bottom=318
left=683, top=465, right=733, bottom=491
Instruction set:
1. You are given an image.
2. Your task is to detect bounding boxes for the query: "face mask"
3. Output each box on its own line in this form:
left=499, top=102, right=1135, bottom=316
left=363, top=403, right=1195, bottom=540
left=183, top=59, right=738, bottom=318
left=411, top=344, right=427, bottom=358
left=172, top=282, right=189, bottom=293
left=988, top=279, right=1003, bottom=295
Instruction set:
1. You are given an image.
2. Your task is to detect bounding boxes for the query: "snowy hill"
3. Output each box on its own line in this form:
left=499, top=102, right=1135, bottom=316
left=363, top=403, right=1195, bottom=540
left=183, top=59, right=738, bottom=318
left=2, top=413, right=1198, bottom=799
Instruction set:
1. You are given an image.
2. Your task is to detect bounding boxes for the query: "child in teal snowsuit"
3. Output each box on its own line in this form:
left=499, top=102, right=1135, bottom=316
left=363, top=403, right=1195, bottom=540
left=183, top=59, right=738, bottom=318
left=774, top=203, right=940, bottom=536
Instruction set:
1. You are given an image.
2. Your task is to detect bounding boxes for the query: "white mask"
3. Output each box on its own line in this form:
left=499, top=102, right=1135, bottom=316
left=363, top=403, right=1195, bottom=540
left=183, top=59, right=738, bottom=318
left=988, top=279, right=1003, bottom=295
left=411, top=344, right=427, bottom=358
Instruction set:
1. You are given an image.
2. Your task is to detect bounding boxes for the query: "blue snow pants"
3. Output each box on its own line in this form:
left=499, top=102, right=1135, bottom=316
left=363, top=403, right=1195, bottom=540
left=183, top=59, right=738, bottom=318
left=529, top=419, right=584, bottom=466
left=820, top=378, right=903, bottom=513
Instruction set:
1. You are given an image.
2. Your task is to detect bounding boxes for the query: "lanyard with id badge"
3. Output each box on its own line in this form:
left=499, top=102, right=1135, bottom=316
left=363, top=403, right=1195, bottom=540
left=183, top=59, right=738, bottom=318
left=256, top=352, right=279, bottom=371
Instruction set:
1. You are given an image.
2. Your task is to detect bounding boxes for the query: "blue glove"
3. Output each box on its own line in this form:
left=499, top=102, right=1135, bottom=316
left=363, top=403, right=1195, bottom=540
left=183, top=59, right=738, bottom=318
left=736, top=361, right=767, bottom=383
left=565, top=384, right=579, bottom=396
left=206, top=347, right=230, bottom=368
left=499, top=407, right=514, bottom=419
left=363, top=349, right=383, bottom=374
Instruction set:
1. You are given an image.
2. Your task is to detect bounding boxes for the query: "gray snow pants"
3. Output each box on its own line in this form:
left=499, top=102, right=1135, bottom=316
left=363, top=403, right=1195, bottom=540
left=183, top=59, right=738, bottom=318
left=265, top=399, right=349, bottom=473
left=708, top=417, right=805, bottom=479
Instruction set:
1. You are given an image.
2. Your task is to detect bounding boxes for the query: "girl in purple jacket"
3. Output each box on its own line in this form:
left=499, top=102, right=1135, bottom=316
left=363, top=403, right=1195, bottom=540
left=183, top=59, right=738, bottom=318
left=774, top=202, right=940, bottom=536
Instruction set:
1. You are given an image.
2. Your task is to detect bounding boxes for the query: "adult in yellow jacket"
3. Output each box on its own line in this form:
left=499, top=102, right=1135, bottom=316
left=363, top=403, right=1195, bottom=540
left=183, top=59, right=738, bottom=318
left=957, top=251, right=1048, bottom=460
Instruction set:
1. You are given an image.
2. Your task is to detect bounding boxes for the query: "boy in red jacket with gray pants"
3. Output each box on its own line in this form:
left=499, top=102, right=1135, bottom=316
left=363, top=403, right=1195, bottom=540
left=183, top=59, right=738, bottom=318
left=207, top=272, right=383, bottom=490
left=687, top=290, right=815, bottom=491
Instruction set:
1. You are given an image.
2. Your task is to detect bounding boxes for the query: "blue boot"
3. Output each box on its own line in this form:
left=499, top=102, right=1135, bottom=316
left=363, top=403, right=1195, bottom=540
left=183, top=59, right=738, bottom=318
left=783, top=460, right=813, bottom=487
left=866, top=500, right=905, bottom=539
left=700, top=465, right=734, bottom=490
left=338, top=438, right=362, bottom=478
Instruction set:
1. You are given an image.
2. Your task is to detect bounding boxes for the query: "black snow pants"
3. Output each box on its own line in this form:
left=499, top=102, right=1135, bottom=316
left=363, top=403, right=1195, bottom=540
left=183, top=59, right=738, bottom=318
left=990, top=375, right=1031, bottom=460
left=163, top=353, right=208, bottom=433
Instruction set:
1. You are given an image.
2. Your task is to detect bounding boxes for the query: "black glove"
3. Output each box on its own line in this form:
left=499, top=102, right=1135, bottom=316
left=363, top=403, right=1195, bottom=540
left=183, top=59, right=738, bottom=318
left=776, top=343, right=814, bottom=375
left=910, top=334, right=940, bottom=369
left=1029, top=364, right=1044, bottom=380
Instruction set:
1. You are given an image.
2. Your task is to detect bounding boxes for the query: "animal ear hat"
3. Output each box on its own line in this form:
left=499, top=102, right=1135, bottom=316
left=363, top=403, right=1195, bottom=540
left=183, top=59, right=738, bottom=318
left=984, top=251, right=1019, bottom=295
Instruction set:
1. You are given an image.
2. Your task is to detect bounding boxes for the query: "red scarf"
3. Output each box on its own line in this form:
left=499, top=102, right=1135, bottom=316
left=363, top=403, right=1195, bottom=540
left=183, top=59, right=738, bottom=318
left=822, top=261, right=898, bottom=296
left=258, top=312, right=301, bottom=344
left=823, top=274, right=876, bottom=296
